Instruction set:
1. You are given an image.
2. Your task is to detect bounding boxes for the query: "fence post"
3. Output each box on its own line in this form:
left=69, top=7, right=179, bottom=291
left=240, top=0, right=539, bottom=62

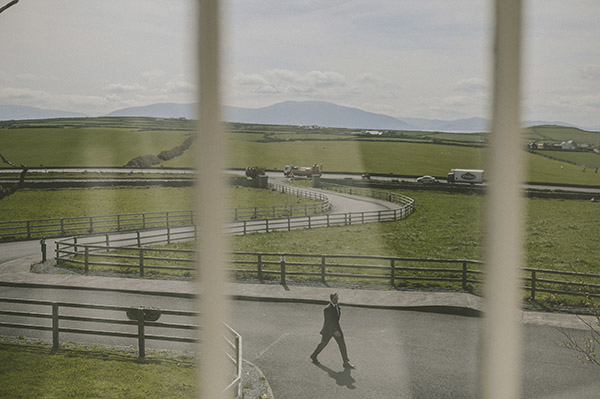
left=167, top=227, right=171, bottom=244
left=89, top=216, right=94, bottom=233
left=530, top=270, right=536, bottom=301
left=84, top=246, right=89, bottom=274
left=142, top=213, right=146, bottom=229
left=280, top=256, right=286, bottom=286
left=61, top=218, right=65, bottom=236
left=73, top=237, right=78, bottom=254
left=137, top=308, right=145, bottom=359
left=308, top=215, right=311, bottom=229
left=266, top=219, right=269, bottom=233
left=26, top=220, right=31, bottom=239
left=235, top=334, right=242, bottom=397
left=166, top=211, right=170, bottom=227
left=137, top=231, right=141, bottom=247
left=139, top=249, right=145, bottom=278
left=257, top=254, right=263, bottom=280
left=462, top=262, right=468, bottom=291
left=321, top=256, right=326, bottom=284
left=105, top=234, right=110, bottom=252
left=52, top=303, right=59, bottom=350
left=288, top=217, right=291, bottom=232
left=117, top=215, right=121, bottom=231
left=40, top=238, right=47, bottom=263
left=243, top=220, right=247, bottom=235
left=391, top=259, right=396, bottom=288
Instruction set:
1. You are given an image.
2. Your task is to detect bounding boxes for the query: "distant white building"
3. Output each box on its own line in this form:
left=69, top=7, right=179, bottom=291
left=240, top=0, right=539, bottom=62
left=560, top=140, right=576, bottom=150
left=365, top=130, right=383, bottom=136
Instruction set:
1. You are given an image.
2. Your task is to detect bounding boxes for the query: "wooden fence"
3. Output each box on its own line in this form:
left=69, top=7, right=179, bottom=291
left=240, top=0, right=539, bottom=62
left=0, top=182, right=330, bottom=242
left=0, top=284, right=242, bottom=398
left=320, top=181, right=416, bottom=210
left=232, top=182, right=330, bottom=220
left=0, top=210, right=194, bottom=242
left=53, top=234, right=600, bottom=306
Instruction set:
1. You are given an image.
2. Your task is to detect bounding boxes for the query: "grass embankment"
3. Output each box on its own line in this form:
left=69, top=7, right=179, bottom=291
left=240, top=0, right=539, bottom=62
left=0, top=340, right=196, bottom=399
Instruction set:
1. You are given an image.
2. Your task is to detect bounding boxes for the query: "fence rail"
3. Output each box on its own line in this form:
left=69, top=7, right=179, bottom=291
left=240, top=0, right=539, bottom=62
left=232, top=182, right=330, bottom=220
left=0, top=290, right=242, bottom=398
left=2, top=181, right=413, bottom=242
left=320, top=181, right=415, bottom=209
left=0, top=210, right=195, bottom=242
left=53, top=232, right=600, bottom=305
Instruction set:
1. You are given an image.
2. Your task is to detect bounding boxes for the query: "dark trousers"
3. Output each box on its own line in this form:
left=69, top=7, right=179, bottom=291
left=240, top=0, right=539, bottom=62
left=312, top=333, right=349, bottom=362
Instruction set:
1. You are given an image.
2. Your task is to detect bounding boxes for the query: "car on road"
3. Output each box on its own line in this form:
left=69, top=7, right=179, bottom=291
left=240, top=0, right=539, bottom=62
left=416, top=175, right=439, bottom=183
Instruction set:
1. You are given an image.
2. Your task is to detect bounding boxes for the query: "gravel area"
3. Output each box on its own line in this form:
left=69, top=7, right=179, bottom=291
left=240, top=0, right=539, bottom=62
left=241, top=360, right=274, bottom=399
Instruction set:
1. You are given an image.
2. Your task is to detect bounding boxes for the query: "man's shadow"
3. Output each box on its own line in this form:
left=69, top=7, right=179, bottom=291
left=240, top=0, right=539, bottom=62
left=315, top=363, right=356, bottom=389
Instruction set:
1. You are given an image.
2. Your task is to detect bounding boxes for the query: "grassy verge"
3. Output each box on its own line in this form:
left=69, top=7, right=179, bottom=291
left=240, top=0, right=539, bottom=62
left=0, top=339, right=196, bottom=399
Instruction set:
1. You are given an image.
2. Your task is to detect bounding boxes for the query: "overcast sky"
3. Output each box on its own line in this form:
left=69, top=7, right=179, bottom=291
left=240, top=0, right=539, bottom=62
left=1, top=0, right=598, bottom=127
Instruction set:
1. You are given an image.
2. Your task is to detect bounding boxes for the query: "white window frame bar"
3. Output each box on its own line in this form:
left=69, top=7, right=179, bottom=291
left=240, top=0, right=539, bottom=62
left=196, top=1, right=230, bottom=398
left=195, top=1, right=525, bottom=398
left=481, top=0, right=524, bottom=398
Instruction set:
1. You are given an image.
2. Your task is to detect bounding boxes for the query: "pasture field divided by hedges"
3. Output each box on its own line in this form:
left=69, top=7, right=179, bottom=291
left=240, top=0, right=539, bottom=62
left=2, top=117, right=599, bottom=185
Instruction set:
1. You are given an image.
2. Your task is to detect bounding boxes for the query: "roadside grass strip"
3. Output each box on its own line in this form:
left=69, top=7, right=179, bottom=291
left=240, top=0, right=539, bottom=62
left=0, top=339, right=197, bottom=399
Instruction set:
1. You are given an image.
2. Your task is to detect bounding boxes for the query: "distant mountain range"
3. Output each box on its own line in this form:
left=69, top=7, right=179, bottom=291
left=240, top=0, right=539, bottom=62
left=1, top=101, right=596, bottom=132
left=0, top=105, right=86, bottom=120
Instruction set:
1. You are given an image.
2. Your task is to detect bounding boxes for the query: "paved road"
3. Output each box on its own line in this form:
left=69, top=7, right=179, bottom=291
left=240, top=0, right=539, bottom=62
left=2, top=286, right=598, bottom=399
left=231, top=300, right=600, bottom=399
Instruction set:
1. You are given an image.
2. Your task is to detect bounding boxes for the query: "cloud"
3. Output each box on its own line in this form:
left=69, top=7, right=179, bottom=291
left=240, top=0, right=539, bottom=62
left=142, top=69, right=167, bottom=82
left=0, top=87, right=51, bottom=103
left=103, top=83, right=143, bottom=94
left=577, top=65, right=600, bottom=83
left=233, top=69, right=348, bottom=97
left=453, top=78, right=488, bottom=93
left=165, top=80, right=196, bottom=94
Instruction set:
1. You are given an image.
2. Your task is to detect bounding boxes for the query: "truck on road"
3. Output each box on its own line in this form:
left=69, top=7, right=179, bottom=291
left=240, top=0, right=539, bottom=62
left=283, top=164, right=322, bottom=178
left=447, top=169, right=484, bottom=184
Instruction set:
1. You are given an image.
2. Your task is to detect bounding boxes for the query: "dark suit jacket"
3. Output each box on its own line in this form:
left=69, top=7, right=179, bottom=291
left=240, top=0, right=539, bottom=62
left=320, top=302, right=342, bottom=337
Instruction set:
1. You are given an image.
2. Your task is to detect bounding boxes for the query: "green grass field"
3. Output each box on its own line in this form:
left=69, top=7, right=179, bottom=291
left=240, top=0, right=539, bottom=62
left=534, top=149, right=600, bottom=169
left=231, top=190, right=600, bottom=273
left=0, top=186, right=314, bottom=222
left=2, top=117, right=599, bottom=185
left=0, top=340, right=196, bottom=399
left=0, top=127, right=192, bottom=167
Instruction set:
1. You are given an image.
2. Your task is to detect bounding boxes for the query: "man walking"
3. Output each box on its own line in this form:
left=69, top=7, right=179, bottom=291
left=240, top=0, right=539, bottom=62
left=310, top=292, right=355, bottom=369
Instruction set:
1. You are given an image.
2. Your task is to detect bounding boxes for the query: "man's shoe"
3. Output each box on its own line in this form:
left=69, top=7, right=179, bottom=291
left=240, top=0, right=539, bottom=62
left=310, top=354, right=319, bottom=364
left=343, top=362, right=355, bottom=369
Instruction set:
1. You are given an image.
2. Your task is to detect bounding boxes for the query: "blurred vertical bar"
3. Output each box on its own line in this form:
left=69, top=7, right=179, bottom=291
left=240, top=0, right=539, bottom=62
left=196, top=0, right=229, bottom=398
left=481, top=1, right=524, bottom=399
